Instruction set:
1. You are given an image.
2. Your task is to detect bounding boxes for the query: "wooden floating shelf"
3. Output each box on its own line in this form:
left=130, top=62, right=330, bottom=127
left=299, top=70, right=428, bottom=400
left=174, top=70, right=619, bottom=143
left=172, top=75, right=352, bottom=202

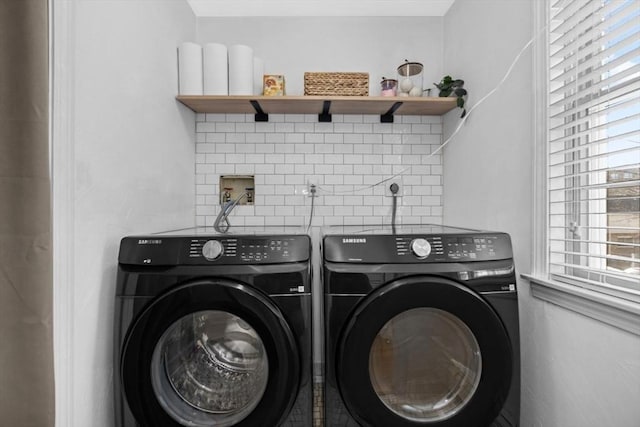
left=176, top=95, right=458, bottom=123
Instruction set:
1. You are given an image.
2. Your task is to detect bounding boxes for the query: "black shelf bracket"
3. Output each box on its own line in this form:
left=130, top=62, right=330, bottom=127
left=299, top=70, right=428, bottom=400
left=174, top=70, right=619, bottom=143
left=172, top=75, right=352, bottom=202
left=319, top=101, right=332, bottom=122
left=250, top=100, right=269, bottom=122
left=380, top=102, right=403, bottom=123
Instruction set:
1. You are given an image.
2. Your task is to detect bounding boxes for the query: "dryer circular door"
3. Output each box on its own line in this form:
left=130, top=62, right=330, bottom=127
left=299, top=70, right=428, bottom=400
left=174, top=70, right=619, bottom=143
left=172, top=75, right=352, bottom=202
left=121, top=278, right=300, bottom=427
left=337, top=276, right=512, bottom=427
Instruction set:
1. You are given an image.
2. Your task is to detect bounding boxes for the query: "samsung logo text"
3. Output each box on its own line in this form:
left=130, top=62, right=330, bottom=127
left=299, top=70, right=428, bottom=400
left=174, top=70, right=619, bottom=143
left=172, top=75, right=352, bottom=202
left=342, top=238, right=367, bottom=244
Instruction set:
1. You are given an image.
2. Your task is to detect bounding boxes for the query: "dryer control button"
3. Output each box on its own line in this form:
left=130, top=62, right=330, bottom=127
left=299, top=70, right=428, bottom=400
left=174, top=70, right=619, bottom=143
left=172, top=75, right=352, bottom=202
left=411, top=238, right=432, bottom=259
left=202, top=240, right=224, bottom=260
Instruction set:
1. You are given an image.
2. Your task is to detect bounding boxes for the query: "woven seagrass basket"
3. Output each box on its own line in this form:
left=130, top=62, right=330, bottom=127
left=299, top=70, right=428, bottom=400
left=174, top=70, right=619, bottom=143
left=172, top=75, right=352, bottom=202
left=304, top=72, right=369, bottom=96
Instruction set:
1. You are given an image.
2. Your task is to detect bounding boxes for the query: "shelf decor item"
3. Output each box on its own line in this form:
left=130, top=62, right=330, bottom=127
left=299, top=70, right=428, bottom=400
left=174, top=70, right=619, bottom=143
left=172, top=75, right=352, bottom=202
left=304, top=72, right=369, bottom=96
left=263, top=75, right=286, bottom=96
left=434, top=75, right=468, bottom=118
left=380, top=78, right=398, bottom=96
left=397, top=60, right=424, bottom=97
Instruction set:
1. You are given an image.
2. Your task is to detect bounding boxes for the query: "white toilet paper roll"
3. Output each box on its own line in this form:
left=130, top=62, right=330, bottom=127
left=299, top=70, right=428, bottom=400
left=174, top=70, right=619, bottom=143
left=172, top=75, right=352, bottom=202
left=203, top=43, right=228, bottom=96
left=178, top=42, right=203, bottom=95
left=253, top=57, right=264, bottom=95
left=228, top=44, right=254, bottom=96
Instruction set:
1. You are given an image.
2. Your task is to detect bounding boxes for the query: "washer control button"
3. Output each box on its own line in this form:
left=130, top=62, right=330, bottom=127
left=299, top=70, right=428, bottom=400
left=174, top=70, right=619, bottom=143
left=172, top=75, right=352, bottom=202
left=411, top=238, right=432, bottom=259
left=202, top=240, right=223, bottom=261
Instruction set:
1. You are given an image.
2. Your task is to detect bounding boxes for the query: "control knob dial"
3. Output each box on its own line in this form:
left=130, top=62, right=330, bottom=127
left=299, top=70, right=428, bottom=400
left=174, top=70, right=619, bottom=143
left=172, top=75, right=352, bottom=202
left=411, top=238, right=431, bottom=259
left=202, top=240, right=223, bottom=261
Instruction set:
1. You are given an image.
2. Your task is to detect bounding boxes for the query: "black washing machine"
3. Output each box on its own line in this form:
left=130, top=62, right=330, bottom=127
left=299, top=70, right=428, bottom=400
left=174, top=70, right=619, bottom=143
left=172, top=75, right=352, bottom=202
left=323, top=225, right=520, bottom=427
left=114, top=229, right=312, bottom=427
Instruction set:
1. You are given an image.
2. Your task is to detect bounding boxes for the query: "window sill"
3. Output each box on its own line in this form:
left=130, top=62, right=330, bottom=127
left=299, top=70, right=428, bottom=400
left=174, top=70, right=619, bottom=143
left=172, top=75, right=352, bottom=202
left=522, top=274, right=640, bottom=336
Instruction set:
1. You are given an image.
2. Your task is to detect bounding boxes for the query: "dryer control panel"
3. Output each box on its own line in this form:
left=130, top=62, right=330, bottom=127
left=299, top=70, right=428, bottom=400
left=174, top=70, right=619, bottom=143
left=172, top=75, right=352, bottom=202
left=119, top=234, right=310, bottom=266
left=187, top=236, right=309, bottom=264
left=324, top=233, right=512, bottom=263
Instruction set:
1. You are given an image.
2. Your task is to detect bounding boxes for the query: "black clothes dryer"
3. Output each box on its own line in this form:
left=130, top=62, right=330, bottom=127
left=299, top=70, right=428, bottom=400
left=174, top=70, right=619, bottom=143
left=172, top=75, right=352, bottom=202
left=323, top=225, right=520, bottom=427
left=114, top=229, right=312, bottom=427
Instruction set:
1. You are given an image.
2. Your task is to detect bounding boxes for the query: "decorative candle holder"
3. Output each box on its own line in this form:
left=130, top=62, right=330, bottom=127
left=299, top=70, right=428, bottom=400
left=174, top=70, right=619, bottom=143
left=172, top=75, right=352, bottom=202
left=380, top=78, right=398, bottom=96
left=397, top=60, right=424, bottom=97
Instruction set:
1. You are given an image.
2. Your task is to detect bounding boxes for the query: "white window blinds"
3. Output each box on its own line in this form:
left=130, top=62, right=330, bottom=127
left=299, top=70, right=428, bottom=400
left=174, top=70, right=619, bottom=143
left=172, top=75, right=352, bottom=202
left=547, top=0, right=639, bottom=297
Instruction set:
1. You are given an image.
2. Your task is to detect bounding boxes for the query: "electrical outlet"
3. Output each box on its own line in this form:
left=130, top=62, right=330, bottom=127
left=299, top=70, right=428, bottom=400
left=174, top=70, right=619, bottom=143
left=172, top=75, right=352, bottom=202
left=385, top=181, right=403, bottom=197
left=307, top=181, right=317, bottom=198
left=305, top=176, right=320, bottom=198
left=294, top=178, right=319, bottom=197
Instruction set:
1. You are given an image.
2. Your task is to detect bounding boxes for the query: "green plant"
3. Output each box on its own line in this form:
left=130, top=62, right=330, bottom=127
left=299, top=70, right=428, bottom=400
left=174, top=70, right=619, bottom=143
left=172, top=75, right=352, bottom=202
left=434, top=75, right=467, bottom=118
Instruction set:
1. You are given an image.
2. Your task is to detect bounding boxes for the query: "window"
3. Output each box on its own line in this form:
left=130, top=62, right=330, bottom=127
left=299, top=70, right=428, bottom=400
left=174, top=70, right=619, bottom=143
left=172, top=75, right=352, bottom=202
left=529, top=0, right=639, bottom=333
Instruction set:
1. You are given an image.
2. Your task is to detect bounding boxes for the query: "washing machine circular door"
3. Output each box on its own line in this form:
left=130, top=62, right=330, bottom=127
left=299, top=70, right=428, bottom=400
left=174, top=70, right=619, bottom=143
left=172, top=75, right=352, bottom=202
left=120, top=278, right=300, bottom=427
left=337, top=276, right=512, bottom=427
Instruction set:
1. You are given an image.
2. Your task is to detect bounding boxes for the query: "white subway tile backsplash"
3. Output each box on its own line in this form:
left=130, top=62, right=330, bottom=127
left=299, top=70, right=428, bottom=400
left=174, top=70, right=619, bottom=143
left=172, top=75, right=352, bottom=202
left=295, top=123, right=315, bottom=133
left=354, top=145, right=373, bottom=154
left=196, top=164, right=216, bottom=174
left=205, top=133, right=226, bottom=143
left=246, top=133, right=265, bottom=143
left=324, top=133, right=343, bottom=143
left=334, top=145, right=354, bottom=154
left=344, top=175, right=364, bottom=185
left=295, top=144, right=315, bottom=154
left=294, top=164, right=315, bottom=174
left=276, top=123, right=295, bottom=133
left=255, top=122, right=275, bottom=133
left=265, top=175, right=285, bottom=185
left=226, top=133, right=246, bottom=143
left=226, top=154, right=246, bottom=164
left=354, top=124, right=373, bottom=133
left=325, top=175, right=344, bottom=185
left=275, top=144, right=296, bottom=153
left=334, top=123, right=354, bottom=133
left=216, top=164, right=235, bottom=174
left=285, top=133, right=305, bottom=143
left=344, top=134, right=364, bottom=144
left=235, top=164, right=255, bottom=175
left=196, top=122, right=217, bottom=133
left=195, top=114, right=444, bottom=227
left=372, top=144, right=392, bottom=155
left=334, top=164, right=354, bottom=175
left=372, top=124, right=393, bottom=134
left=304, top=133, right=324, bottom=144
left=215, top=144, right=236, bottom=153
left=235, top=123, right=256, bottom=133
left=315, top=144, right=334, bottom=154
left=400, top=116, right=422, bottom=124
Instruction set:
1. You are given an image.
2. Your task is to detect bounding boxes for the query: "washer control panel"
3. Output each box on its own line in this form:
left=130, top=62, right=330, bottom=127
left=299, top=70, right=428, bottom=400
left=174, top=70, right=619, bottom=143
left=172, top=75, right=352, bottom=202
left=187, top=235, right=309, bottom=264
left=324, top=233, right=512, bottom=263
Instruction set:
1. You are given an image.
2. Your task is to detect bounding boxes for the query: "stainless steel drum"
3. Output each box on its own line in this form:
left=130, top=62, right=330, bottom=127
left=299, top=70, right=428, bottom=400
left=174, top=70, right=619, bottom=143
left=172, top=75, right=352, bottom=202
left=151, top=311, right=269, bottom=426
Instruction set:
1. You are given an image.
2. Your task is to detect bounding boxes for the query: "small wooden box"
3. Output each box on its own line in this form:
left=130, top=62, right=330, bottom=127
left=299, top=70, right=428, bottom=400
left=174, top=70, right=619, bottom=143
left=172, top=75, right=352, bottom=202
left=263, top=75, right=286, bottom=96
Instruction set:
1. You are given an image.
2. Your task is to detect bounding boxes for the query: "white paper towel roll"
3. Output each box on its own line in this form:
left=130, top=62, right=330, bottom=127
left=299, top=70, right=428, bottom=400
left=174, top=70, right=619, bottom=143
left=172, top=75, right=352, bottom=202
left=203, top=43, right=228, bottom=96
left=253, top=57, right=264, bottom=95
left=178, top=42, right=203, bottom=95
left=228, top=44, right=254, bottom=96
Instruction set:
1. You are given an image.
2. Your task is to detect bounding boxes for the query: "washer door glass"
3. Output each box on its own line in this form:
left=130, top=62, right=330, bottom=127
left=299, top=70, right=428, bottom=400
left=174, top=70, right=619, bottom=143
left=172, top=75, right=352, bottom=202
left=150, top=310, right=269, bottom=427
left=369, top=308, right=481, bottom=422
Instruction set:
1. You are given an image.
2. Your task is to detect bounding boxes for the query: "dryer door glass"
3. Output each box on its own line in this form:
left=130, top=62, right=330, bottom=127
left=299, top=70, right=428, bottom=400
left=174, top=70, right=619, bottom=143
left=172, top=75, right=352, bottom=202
left=369, top=307, right=481, bottom=422
left=150, top=310, right=269, bottom=427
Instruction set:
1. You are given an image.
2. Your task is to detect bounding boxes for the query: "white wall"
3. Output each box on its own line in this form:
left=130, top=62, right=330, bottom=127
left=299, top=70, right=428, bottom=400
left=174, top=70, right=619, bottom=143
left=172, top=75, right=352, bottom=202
left=59, top=1, right=196, bottom=426
left=442, top=0, right=533, bottom=270
left=442, top=1, right=640, bottom=426
left=196, top=17, right=444, bottom=96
